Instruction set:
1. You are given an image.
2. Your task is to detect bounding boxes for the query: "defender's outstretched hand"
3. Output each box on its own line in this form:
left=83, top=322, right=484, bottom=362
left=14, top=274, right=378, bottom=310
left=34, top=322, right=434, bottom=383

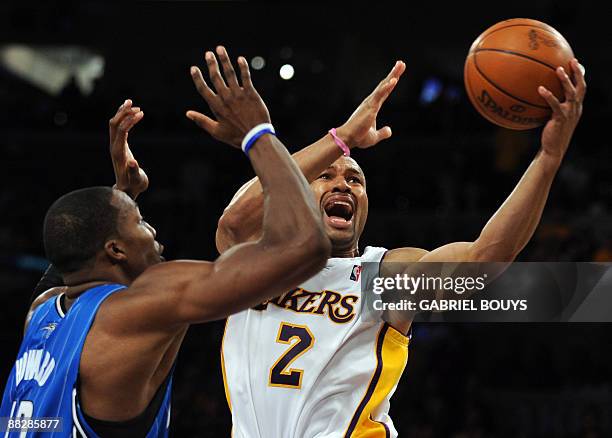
left=537, top=58, right=586, bottom=159
left=336, top=60, right=406, bottom=149
left=109, top=99, right=149, bottom=199
left=187, top=46, right=270, bottom=148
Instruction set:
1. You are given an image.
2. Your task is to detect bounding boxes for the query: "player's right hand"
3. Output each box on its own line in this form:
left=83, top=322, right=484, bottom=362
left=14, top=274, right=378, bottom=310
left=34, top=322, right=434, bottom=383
left=109, top=99, right=149, bottom=200
left=537, top=58, right=586, bottom=161
left=336, top=60, right=406, bottom=149
left=187, top=46, right=271, bottom=149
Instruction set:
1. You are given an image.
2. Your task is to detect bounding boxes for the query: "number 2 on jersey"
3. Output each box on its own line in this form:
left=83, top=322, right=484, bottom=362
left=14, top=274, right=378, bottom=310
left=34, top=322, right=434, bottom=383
left=269, top=323, right=314, bottom=389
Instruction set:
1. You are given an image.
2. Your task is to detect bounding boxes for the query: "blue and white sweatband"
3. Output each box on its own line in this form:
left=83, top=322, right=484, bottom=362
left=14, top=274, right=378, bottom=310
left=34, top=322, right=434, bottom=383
left=241, top=123, right=276, bottom=155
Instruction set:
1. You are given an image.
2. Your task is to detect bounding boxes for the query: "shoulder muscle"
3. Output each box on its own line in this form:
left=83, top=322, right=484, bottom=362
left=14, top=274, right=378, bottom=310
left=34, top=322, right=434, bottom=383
left=24, top=287, right=66, bottom=333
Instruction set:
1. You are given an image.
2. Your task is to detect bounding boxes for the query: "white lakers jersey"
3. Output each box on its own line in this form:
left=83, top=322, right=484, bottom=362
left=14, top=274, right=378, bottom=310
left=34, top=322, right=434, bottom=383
left=222, top=246, right=410, bottom=438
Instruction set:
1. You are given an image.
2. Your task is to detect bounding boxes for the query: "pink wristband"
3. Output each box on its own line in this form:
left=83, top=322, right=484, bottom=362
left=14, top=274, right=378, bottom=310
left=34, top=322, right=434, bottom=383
left=328, top=128, right=350, bottom=157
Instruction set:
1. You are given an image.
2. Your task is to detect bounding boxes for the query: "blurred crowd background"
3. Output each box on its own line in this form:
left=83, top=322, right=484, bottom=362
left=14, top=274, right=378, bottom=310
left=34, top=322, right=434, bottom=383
left=1, top=2, right=610, bottom=436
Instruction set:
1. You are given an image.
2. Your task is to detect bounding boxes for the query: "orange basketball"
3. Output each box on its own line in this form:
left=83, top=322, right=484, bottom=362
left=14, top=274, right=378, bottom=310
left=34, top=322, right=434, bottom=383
left=464, top=18, right=574, bottom=130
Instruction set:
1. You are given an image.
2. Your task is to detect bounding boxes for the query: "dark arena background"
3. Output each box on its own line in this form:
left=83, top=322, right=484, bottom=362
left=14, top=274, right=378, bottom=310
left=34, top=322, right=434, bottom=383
left=1, top=2, right=611, bottom=437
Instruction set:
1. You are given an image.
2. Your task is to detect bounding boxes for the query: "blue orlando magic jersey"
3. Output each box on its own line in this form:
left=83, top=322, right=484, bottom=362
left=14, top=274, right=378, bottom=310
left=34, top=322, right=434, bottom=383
left=0, top=284, right=173, bottom=437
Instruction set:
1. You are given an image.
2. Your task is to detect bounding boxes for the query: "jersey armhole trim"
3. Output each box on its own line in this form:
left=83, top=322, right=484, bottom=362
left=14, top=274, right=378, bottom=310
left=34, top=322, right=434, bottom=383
left=385, top=324, right=410, bottom=347
left=72, top=387, right=89, bottom=437
left=55, top=294, right=66, bottom=318
left=378, top=249, right=390, bottom=278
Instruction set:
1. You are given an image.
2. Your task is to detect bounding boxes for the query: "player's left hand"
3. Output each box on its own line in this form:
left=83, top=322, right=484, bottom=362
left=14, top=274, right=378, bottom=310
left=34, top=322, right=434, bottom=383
left=335, top=60, right=406, bottom=149
left=109, top=99, right=149, bottom=200
left=538, top=58, right=586, bottom=160
left=186, top=46, right=271, bottom=148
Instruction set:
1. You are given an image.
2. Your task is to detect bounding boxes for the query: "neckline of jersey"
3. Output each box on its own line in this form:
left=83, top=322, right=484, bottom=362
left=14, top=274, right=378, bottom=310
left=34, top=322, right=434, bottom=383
left=55, top=293, right=66, bottom=318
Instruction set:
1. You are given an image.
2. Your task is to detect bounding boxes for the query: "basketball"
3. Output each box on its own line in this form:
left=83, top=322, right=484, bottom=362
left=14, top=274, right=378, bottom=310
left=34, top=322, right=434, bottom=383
left=464, top=18, right=574, bottom=130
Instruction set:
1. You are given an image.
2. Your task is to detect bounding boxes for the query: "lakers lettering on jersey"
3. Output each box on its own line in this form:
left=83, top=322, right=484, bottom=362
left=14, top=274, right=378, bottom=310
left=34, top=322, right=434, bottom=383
left=253, top=287, right=358, bottom=324
left=222, top=246, right=410, bottom=438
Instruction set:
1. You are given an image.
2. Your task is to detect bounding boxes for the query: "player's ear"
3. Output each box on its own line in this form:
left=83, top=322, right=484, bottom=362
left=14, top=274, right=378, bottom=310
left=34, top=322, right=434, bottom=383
left=104, top=239, right=127, bottom=263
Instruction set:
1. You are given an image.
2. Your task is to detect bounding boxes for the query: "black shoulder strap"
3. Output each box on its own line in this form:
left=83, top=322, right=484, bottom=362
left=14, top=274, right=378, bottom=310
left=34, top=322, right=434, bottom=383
left=30, top=264, right=64, bottom=304
left=78, top=371, right=172, bottom=437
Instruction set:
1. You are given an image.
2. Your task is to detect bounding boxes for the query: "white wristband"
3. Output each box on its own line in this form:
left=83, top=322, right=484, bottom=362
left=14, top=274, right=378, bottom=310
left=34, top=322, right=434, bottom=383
left=241, top=123, right=276, bottom=154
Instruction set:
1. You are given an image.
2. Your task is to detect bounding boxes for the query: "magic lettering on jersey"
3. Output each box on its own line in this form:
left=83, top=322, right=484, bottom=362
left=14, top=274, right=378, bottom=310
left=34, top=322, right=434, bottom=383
left=253, top=288, right=358, bottom=323
left=14, top=349, right=56, bottom=387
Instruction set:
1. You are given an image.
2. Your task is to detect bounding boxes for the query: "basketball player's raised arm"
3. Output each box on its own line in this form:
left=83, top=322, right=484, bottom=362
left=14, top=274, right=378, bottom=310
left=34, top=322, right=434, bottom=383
left=27, top=100, right=149, bottom=312
left=213, top=61, right=407, bottom=253
left=118, top=47, right=330, bottom=327
left=109, top=99, right=149, bottom=200
left=386, top=59, right=586, bottom=264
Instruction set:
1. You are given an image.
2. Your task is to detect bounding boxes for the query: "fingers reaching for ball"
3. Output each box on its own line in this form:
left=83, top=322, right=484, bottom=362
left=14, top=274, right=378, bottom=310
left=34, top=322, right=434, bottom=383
left=538, top=86, right=562, bottom=114
left=556, top=66, right=578, bottom=104
left=570, top=59, right=587, bottom=100
left=538, top=58, right=586, bottom=116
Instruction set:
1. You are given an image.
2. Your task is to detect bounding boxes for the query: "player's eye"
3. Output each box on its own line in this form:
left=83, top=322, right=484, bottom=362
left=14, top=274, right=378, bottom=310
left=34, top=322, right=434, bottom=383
left=348, top=176, right=362, bottom=184
left=318, top=173, right=331, bottom=180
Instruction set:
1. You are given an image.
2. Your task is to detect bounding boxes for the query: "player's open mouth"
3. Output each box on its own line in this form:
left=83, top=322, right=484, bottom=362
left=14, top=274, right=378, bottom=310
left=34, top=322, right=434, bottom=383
left=322, top=195, right=354, bottom=230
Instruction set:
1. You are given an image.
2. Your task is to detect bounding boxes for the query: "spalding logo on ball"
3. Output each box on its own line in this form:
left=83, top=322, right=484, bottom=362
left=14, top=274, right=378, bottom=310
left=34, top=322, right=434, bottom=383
left=464, top=18, right=575, bottom=130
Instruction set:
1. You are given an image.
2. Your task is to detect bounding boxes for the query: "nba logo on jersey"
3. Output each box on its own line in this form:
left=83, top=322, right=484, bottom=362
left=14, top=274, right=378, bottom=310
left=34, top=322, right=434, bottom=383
left=349, top=265, right=362, bottom=281
left=41, top=322, right=57, bottom=339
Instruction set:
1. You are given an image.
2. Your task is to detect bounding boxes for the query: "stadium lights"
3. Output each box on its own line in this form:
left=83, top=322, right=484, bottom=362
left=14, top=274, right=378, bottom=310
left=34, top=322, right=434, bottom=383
left=279, top=64, right=294, bottom=80
left=0, top=44, right=104, bottom=96
left=251, top=56, right=265, bottom=70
